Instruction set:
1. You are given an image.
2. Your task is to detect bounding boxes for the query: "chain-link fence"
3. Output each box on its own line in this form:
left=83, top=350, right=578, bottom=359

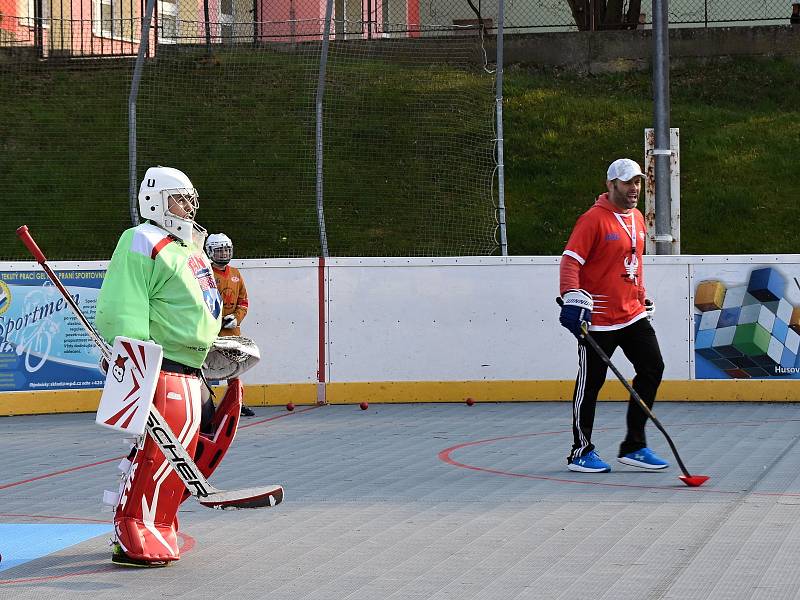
left=1, top=0, right=795, bottom=260
left=0, top=0, right=795, bottom=58
left=1, top=0, right=503, bottom=259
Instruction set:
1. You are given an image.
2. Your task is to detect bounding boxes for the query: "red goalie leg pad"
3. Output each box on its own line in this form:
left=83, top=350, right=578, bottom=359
left=115, top=371, right=202, bottom=563
left=191, top=378, right=242, bottom=483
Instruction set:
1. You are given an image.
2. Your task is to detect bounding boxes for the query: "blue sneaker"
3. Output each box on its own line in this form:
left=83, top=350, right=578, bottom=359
left=618, top=447, right=669, bottom=470
left=568, top=450, right=611, bottom=473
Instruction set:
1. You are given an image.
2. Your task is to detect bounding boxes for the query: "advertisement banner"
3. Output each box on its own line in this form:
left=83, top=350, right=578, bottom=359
left=0, top=270, right=105, bottom=392
left=691, top=263, right=800, bottom=380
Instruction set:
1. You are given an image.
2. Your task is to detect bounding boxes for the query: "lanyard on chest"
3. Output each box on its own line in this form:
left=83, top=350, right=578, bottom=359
left=613, top=211, right=636, bottom=253
left=613, top=211, right=638, bottom=281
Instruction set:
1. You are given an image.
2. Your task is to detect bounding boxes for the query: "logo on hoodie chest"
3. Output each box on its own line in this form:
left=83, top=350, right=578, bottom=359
left=188, top=254, right=222, bottom=319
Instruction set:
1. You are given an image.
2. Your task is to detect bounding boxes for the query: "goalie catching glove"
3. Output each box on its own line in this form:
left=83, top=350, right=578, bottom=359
left=559, top=289, right=593, bottom=339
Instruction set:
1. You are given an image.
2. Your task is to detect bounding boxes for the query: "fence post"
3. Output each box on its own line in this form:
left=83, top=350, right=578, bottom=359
left=34, top=0, right=44, bottom=58
left=129, top=0, right=158, bottom=225
left=203, top=0, right=212, bottom=50
left=496, top=0, right=508, bottom=255
left=652, top=0, right=674, bottom=255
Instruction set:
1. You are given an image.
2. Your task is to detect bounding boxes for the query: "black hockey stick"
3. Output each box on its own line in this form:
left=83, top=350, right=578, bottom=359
left=17, top=225, right=284, bottom=509
left=557, top=297, right=709, bottom=487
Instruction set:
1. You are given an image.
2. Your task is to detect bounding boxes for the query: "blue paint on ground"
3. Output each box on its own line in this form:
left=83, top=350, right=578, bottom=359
left=0, top=524, right=112, bottom=571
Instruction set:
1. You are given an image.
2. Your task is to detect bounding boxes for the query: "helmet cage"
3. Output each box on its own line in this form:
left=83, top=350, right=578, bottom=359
left=164, top=188, right=199, bottom=223
left=210, top=245, right=232, bottom=264
left=205, top=233, right=233, bottom=267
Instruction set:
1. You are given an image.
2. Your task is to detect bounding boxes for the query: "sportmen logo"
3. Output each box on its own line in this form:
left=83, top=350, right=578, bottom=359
left=146, top=412, right=210, bottom=498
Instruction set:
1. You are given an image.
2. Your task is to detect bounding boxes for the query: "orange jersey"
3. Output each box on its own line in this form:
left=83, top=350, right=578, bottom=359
left=211, top=265, right=249, bottom=337
left=561, top=193, right=647, bottom=330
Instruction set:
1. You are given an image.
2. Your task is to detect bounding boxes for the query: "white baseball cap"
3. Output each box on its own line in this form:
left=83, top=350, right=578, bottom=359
left=606, top=158, right=644, bottom=182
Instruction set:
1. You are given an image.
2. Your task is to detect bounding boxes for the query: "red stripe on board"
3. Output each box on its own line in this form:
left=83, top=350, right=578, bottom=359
left=121, top=339, right=143, bottom=376
left=119, top=405, right=139, bottom=430
left=317, top=256, right=326, bottom=385
left=121, top=372, right=141, bottom=403
left=138, top=343, right=147, bottom=370
left=103, top=397, right=138, bottom=427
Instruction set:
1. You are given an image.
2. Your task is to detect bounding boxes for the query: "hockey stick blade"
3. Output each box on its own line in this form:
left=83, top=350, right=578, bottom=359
left=146, top=404, right=283, bottom=509
left=199, top=485, right=284, bottom=510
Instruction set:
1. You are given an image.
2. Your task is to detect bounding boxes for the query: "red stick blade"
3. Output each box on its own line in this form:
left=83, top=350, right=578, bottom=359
left=679, top=475, right=709, bottom=487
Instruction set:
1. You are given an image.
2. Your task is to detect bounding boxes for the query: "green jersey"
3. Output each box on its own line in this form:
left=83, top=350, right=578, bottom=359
left=96, top=223, right=222, bottom=369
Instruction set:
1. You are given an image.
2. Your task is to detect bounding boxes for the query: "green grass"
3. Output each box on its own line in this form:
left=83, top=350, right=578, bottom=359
left=1, top=52, right=799, bottom=259
left=504, top=58, right=800, bottom=255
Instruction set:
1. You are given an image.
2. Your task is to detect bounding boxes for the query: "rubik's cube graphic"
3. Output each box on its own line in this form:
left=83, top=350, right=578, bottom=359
left=694, top=267, right=800, bottom=378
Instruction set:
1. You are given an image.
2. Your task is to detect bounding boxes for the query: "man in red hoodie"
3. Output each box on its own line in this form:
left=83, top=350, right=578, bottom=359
left=558, top=158, right=667, bottom=474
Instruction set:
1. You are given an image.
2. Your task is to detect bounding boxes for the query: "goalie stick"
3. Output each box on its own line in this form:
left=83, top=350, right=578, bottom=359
left=16, top=225, right=284, bottom=509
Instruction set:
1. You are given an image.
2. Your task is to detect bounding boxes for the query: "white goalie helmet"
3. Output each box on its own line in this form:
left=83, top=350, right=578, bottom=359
left=138, top=166, right=199, bottom=243
left=205, top=232, right=233, bottom=267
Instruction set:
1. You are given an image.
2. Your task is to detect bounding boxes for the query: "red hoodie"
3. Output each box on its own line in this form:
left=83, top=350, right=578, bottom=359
left=560, top=193, right=647, bottom=330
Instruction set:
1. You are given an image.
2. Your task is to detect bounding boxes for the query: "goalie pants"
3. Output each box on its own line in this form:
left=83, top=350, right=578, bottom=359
left=569, top=318, right=664, bottom=463
left=114, top=369, right=202, bottom=563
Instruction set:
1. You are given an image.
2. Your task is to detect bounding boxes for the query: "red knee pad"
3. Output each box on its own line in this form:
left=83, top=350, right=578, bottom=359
left=115, top=371, right=202, bottom=563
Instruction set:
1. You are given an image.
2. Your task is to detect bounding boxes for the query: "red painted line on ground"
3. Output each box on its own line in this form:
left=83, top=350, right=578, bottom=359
left=0, top=516, right=195, bottom=585
left=437, top=418, right=800, bottom=494
left=0, top=405, right=317, bottom=490
left=239, top=404, right=321, bottom=429
left=0, top=513, right=110, bottom=523
left=0, top=456, right=122, bottom=491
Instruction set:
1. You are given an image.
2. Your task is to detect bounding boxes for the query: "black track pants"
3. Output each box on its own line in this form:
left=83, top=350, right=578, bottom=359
left=569, top=317, right=664, bottom=462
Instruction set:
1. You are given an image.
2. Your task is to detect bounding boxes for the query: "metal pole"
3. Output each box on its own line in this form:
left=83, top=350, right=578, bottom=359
left=495, top=0, right=507, bottom=255
left=252, top=0, right=258, bottom=45
left=203, top=0, right=212, bottom=50
left=33, top=0, right=44, bottom=58
left=652, top=0, right=672, bottom=255
left=315, top=0, right=333, bottom=257
left=128, top=0, right=157, bottom=226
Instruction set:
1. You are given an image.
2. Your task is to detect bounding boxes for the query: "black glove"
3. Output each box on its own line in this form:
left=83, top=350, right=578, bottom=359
left=644, top=298, right=655, bottom=319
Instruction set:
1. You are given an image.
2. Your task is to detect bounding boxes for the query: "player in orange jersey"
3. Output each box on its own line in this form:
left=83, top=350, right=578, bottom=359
left=558, top=158, right=667, bottom=474
left=205, top=233, right=255, bottom=417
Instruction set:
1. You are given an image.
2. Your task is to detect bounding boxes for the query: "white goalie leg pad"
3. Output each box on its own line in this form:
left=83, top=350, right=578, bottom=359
left=102, top=452, right=138, bottom=515
left=103, top=490, right=120, bottom=507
